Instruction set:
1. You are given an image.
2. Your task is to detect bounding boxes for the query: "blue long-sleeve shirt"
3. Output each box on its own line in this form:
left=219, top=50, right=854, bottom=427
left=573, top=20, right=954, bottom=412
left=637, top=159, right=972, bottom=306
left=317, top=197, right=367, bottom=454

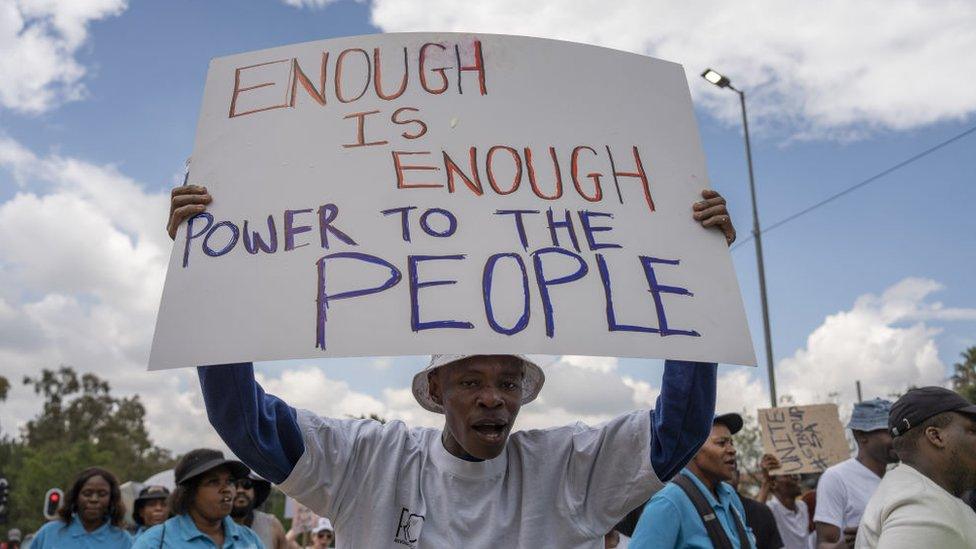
left=197, top=359, right=716, bottom=485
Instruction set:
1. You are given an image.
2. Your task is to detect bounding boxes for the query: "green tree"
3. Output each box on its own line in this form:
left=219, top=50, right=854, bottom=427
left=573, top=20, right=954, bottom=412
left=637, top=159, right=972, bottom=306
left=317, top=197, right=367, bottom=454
left=951, top=346, right=976, bottom=403
left=732, top=412, right=764, bottom=493
left=2, top=366, right=174, bottom=533
left=0, top=375, right=9, bottom=401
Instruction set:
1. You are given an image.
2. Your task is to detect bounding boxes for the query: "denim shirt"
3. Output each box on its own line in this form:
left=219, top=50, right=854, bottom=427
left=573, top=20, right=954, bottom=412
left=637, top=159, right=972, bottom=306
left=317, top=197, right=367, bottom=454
left=31, top=514, right=133, bottom=548
left=132, top=514, right=263, bottom=548
left=630, top=468, right=757, bottom=548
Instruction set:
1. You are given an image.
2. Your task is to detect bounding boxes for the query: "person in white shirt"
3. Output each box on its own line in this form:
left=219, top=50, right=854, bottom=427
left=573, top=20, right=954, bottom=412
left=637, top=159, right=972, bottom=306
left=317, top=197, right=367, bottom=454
left=757, top=454, right=814, bottom=549
left=813, top=398, right=895, bottom=548
left=856, top=386, right=976, bottom=548
left=168, top=185, right=740, bottom=548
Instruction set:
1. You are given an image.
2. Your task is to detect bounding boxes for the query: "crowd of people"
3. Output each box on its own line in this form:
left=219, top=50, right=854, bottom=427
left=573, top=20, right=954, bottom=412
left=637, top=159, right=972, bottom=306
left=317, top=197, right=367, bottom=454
left=6, top=372, right=975, bottom=548
left=3, top=187, right=974, bottom=548
left=4, top=448, right=335, bottom=549
left=619, top=389, right=976, bottom=548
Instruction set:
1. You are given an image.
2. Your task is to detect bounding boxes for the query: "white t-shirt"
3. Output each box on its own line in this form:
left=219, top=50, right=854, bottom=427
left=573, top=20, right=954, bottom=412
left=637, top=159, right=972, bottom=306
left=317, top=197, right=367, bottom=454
left=856, top=463, right=976, bottom=549
left=813, top=458, right=881, bottom=529
left=277, top=409, right=661, bottom=548
left=767, top=497, right=815, bottom=549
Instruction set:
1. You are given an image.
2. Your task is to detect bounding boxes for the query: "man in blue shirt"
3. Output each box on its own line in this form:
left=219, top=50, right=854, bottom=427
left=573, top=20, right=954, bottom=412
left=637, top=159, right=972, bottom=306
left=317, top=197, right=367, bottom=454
left=133, top=449, right=264, bottom=548
left=630, top=413, right=757, bottom=548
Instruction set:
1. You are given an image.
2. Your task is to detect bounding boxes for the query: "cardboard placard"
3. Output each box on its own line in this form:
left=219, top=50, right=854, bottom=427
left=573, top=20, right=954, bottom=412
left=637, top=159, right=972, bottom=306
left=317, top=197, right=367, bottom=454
left=149, top=32, right=756, bottom=370
left=759, top=404, right=850, bottom=474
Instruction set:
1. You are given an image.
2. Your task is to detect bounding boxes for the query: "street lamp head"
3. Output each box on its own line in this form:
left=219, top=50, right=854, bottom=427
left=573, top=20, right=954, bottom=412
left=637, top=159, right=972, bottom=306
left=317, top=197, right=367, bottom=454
left=701, top=68, right=732, bottom=89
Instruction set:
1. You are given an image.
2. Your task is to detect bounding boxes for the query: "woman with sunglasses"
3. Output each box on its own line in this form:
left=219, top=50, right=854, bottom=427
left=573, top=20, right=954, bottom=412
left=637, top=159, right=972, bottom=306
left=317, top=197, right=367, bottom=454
left=286, top=518, right=333, bottom=549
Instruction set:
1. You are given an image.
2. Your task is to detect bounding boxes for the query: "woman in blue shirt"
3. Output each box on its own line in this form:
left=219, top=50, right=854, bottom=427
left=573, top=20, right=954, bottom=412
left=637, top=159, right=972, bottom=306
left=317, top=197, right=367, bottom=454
left=133, top=449, right=264, bottom=548
left=31, top=466, right=134, bottom=548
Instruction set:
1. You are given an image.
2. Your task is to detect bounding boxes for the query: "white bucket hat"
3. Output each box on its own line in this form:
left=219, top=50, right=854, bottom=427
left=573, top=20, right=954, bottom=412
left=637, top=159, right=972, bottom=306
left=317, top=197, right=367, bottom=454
left=412, top=354, right=546, bottom=414
left=312, top=517, right=334, bottom=534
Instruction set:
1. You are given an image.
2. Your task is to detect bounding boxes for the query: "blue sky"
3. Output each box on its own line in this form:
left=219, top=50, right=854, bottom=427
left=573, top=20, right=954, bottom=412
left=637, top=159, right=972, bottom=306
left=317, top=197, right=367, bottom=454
left=1, top=0, right=974, bottom=452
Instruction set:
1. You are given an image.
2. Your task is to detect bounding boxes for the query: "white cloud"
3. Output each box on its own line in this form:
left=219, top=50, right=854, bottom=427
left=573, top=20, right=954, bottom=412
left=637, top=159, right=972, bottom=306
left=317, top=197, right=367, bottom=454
left=0, top=0, right=128, bottom=113
left=0, top=133, right=201, bottom=453
left=362, top=0, right=976, bottom=138
left=776, top=278, right=974, bottom=411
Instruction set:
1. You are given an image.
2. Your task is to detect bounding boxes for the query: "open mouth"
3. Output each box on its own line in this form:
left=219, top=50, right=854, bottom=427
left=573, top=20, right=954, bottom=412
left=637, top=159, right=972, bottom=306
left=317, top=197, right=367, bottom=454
left=471, top=420, right=508, bottom=443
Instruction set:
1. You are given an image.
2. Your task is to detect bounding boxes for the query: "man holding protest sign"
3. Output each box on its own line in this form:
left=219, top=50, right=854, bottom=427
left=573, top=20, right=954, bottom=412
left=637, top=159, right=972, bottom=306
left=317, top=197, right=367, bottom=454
left=757, top=454, right=815, bottom=549
left=167, top=184, right=737, bottom=548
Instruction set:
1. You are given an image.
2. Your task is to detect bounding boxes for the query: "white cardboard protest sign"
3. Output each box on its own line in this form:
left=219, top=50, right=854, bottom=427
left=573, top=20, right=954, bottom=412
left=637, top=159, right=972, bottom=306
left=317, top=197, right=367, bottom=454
left=759, top=404, right=851, bottom=475
left=149, top=32, right=756, bottom=370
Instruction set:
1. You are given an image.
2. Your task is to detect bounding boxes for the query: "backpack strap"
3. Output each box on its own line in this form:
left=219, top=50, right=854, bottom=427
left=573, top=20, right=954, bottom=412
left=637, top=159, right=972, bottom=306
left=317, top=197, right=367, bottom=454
left=671, top=473, right=734, bottom=549
left=729, top=504, right=751, bottom=549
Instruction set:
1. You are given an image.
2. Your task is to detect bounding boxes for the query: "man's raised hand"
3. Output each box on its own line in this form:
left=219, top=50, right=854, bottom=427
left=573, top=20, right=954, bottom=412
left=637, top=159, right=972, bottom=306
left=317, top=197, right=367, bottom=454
left=693, top=189, right=736, bottom=246
left=168, top=185, right=212, bottom=240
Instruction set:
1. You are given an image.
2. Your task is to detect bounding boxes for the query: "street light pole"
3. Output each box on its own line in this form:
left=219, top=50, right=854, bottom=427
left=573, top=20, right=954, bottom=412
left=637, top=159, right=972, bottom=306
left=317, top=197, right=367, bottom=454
left=736, top=89, right=777, bottom=408
left=701, top=69, right=777, bottom=408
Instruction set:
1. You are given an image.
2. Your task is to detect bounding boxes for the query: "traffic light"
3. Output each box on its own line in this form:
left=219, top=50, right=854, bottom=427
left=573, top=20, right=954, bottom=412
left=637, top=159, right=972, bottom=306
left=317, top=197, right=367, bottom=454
left=43, top=488, right=63, bottom=520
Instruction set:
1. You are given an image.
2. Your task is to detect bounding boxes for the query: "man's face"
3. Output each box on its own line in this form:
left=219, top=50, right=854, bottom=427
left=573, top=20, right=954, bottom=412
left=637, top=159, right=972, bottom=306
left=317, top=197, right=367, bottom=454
left=139, top=499, right=168, bottom=527
left=430, top=355, right=524, bottom=460
left=691, top=423, right=737, bottom=484
left=232, top=478, right=255, bottom=516
left=191, top=466, right=235, bottom=521
left=944, top=412, right=976, bottom=491
left=859, top=429, right=898, bottom=463
left=773, top=474, right=802, bottom=499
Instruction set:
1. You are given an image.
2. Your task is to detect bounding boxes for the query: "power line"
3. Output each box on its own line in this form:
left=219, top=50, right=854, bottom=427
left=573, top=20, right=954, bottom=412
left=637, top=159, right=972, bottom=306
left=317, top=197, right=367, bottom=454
left=730, top=123, right=976, bottom=252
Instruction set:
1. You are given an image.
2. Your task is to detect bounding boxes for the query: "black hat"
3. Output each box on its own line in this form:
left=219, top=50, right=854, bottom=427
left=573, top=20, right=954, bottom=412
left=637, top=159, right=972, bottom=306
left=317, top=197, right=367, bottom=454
left=714, top=412, right=744, bottom=435
left=242, top=473, right=272, bottom=509
left=133, top=485, right=170, bottom=526
left=889, top=386, right=976, bottom=437
left=135, top=485, right=170, bottom=502
left=174, top=449, right=250, bottom=486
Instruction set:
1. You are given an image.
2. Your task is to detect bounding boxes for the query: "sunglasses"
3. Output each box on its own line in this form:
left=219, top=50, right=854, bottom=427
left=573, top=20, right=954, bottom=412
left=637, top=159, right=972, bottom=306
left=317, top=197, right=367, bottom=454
left=316, top=531, right=333, bottom=538
left=235, top=479, right=253, bottom=490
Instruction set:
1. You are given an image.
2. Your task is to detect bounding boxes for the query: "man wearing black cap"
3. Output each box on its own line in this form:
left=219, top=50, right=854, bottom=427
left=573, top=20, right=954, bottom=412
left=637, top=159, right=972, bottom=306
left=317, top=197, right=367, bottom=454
left=856, top=387, right=976, bottom=548
left=133, top=448, right=264, bottom=548
left=630, top=413, right=757, bottom=548
left=231, top=474, right=288, bottom=549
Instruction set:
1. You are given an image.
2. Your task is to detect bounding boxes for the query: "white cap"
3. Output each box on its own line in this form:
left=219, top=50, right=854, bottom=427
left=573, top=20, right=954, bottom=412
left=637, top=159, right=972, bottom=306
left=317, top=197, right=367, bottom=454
left=411, top=354, right=545, bottom=413
left=312, top=517, right=334, bottom=534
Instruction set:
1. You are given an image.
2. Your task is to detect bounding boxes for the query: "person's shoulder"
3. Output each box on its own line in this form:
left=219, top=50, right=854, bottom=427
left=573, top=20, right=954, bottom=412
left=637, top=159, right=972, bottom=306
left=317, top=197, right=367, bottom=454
left=230, top=518, right=265, bottom=543
left=109, top=524, right=134, bottom=542
left=299, top=411, right=419, bottom=440
left=818, top=458, right=854, bottom=485
left=30, top=520, right=59, bottom=544
left=743, top=494, right=775, bottom=516
left=513, top=410, right=650, bottom=438
left=824, top=457, right=855, bottom=474
left=648, top=479, right=686, bottom=506
left=878, top=465, right=952, bottom=509
left=130, top=523, right=164, bottom=548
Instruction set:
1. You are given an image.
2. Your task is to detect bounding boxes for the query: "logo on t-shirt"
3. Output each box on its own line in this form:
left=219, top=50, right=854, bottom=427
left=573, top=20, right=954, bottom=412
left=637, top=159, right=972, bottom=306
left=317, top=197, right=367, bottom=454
left=394, top=507, right=425, bottom=547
